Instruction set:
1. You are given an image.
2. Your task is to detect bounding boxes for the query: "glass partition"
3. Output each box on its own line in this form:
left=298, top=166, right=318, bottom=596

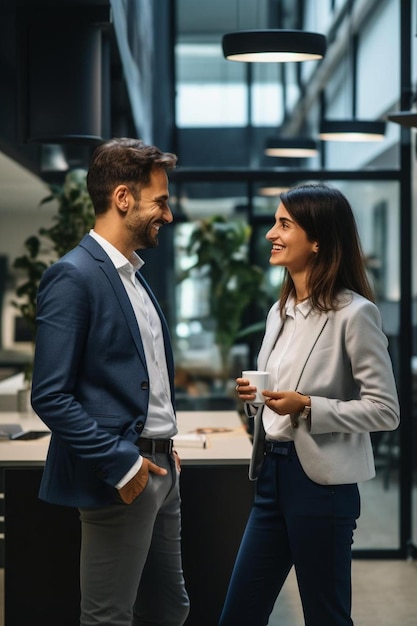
left=171, top=175, right=402, bottom=550
left=335, top=181, right=400, bottom=549
left=172, top=181, right=254, bottom=412
left=412, top=146, right=417, bottom=552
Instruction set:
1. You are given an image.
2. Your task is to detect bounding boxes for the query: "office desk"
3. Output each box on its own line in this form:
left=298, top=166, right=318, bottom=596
left=0, top=410, right=254, bottom=626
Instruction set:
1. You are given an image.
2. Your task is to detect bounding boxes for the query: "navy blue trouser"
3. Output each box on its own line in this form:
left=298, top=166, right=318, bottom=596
left=219, top=442, right=360, bottom=626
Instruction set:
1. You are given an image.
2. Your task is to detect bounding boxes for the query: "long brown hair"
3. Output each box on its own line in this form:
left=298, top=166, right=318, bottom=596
left=278, top=182, right=374, bottom=315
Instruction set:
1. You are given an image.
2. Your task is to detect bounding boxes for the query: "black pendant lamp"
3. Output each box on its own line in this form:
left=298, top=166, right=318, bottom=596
left=386, top=84, right=417, bottom=126
left=318, top=3, right=385, bottom=143
left=387, top=111, right=417, bottom=128
left=222, top=30, right=326, bottom=63
left=319, top=120, right=386, bottom=142
left=258, top=186, right=290, bottom=197
left=265, top=137, right=318, bottom=158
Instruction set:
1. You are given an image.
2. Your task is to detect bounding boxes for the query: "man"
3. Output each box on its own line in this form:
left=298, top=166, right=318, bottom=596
left=31, top=138, right=190, bottom=626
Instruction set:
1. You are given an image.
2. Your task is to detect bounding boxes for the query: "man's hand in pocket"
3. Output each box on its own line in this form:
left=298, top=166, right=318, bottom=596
left=118, top=457, right=168, bottom=504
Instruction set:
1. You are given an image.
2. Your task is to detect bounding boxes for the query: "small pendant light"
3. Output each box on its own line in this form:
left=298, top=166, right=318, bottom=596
left=222, top=30, right=326, bottom=63
left=264, top=137, right=319, bottom=158
left=319, top=120, right=386, bottom=142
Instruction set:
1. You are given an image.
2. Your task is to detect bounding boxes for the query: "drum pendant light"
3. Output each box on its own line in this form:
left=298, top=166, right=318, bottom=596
left=387, top=110, right=417, bottom=128
left=264, top=137, right=318, bottom=157
left=319, top=119, right=386, bottom=142
left=319, top=5, right=385, bottom=143
left=222, top=30, right=326, bottom=63
left=258, top=186, right=290, bottom=197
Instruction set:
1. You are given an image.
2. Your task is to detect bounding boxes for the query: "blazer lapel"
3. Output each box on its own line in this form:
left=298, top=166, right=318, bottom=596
left=290, top=311, right=329, bottom=390
left=256, top=302, right=329, bottom=390
left=101, top=263, right=150, bottom=368
left=80, top=235, right=148, bottom=369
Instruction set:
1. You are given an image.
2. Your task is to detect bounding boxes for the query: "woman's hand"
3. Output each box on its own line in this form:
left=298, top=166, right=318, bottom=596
left=263, top=390, right=309, bottom=415
left=235, top=380, right=309, bottom=415
left=235, top=377, right=258, bottom=403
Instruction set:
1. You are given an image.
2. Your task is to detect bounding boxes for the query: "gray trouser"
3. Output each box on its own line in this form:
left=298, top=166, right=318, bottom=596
left=79, top=452, right=190, bottom=626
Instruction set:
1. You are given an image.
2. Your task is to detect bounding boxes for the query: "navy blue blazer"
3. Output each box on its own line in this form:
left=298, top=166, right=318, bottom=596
left=31, top=234, right=176, bottom=508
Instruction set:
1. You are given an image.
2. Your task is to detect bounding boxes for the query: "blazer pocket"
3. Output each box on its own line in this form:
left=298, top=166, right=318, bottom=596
left=91, top=414, right=121, bottom=433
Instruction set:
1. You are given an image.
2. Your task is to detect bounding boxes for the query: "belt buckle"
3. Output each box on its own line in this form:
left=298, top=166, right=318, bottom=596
left=168, top=439, right=174, bottom=454
left=264, top=441, right=290, bottom=456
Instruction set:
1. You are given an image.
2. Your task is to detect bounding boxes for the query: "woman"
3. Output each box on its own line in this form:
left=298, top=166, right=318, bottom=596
left=219, top=183, right=400, bottom=626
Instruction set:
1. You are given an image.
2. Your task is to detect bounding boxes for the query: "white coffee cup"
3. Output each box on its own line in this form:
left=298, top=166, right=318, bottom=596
left=242, top=370, right=270, bottom=405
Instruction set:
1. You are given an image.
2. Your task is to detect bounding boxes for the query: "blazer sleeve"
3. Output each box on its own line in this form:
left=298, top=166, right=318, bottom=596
left=308, top=298, right=400, bottom=435
left=31, top=259, right=141, bottom=487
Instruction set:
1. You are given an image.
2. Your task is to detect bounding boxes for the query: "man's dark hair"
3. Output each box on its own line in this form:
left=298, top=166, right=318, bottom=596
left=86, top=137, right=177, bottom=215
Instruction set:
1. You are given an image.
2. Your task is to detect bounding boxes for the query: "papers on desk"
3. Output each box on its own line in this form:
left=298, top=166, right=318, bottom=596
left=173, top=433, right=208, bottom=449
left=193, top=427, right=233, bottom=434
left=0, top=423, right=23, bottom=438
left=10, top=430, right=50, bottom=440
left=0, top=424, right=50, bottom=440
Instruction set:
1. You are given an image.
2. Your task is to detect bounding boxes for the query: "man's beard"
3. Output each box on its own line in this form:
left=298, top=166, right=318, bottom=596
left=134, top=221, right=159, bottom=249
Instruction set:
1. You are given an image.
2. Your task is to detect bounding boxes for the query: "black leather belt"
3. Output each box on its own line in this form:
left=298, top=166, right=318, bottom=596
left=136, top=437, right=174, bottom=454
left=264, top=440, right=293, bottom=456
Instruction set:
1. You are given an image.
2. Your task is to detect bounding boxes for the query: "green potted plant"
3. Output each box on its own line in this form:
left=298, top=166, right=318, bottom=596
left=181, top=214, right=269, bottom=383
left=12, top=169, right=95, bottom=391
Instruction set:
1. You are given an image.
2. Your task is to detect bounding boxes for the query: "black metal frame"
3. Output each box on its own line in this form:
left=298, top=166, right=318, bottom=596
left=170, top=163, right=414, bottom=560
left=170, top=0, right=416, bottom=560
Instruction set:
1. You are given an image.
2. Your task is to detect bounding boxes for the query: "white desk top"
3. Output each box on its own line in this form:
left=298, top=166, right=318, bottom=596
left=0, top=409, right=252, bottom=467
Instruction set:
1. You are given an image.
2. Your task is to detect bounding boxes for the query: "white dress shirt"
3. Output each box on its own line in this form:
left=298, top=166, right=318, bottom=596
left=89, top=230, right=177, bottom=486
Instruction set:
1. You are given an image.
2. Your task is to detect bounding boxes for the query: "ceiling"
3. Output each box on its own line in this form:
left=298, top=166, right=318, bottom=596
left=0, top=153, right=51, bottom=214
left=0, top=0, right=300, bottom=214
left=178, top=0, right=298, bottom=40
left=178, top=0, right=271, bottom=42
left=0, top=0, right=128, bottom=214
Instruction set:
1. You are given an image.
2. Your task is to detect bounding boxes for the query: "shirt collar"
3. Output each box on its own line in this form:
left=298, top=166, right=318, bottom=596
left=285, top=296, right=312, bottom=319
left=89, top=229, right=144, bottom=272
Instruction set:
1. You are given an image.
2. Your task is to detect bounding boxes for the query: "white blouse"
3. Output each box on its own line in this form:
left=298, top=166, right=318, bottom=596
left=263, top=298, right=313, bottom=441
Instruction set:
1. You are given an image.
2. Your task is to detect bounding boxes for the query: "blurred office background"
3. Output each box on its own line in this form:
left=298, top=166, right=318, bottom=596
left=0, top=0, right=416, bottom=560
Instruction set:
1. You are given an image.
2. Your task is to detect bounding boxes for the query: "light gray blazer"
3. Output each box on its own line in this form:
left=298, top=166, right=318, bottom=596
left=249, top=290, right=400, bottom=485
